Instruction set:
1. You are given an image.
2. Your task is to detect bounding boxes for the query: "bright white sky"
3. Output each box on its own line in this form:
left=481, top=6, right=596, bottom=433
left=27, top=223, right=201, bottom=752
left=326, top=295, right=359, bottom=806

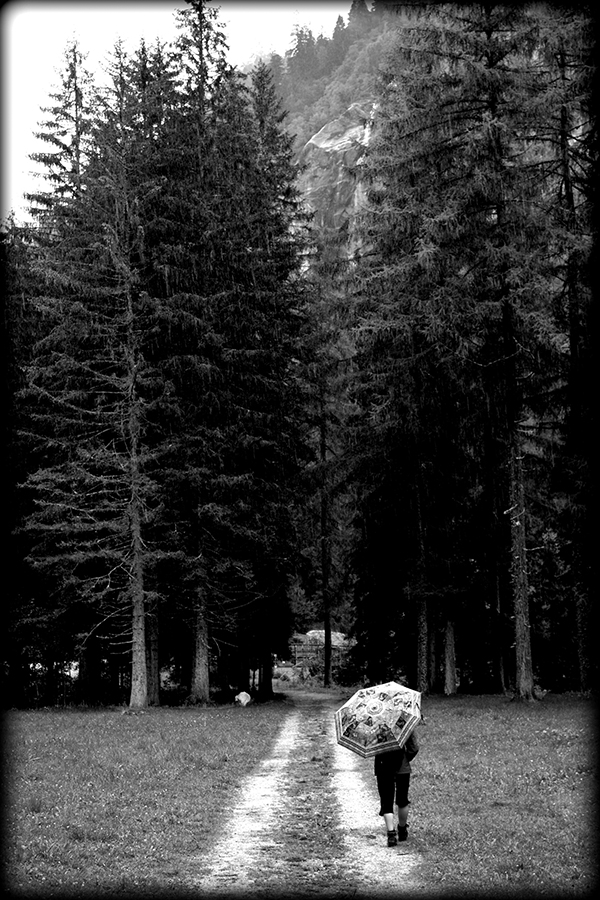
left=1, top=0, right=350, bottom=221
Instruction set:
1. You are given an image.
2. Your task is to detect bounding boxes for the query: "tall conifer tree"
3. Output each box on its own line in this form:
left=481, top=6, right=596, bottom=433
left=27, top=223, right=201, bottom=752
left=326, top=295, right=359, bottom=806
left=352, top=3, right=592, bottom=696
left=19, top=38, right=178, bottom=708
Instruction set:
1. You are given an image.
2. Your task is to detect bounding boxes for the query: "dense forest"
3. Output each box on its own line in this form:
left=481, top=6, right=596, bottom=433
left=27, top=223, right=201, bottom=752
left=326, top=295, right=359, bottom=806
left=2, top=0, right=597, bottom=708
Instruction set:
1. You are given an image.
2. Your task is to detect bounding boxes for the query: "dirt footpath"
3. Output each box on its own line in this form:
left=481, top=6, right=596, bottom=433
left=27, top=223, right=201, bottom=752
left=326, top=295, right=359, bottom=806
left=187, top=689, right=424, bottom=897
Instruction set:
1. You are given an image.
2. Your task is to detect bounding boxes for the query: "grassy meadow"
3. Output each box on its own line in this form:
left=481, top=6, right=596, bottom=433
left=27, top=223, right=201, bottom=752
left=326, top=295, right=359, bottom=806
left=3, top=700, right=292, bottom=896
left=3, top=690, right=597, bottom=896
left=410, top=693, right=597, bottom=896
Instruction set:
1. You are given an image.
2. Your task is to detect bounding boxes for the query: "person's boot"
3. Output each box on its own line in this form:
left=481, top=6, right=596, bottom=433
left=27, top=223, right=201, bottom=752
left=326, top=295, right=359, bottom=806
left=397, top=824, right=408, bottom=842
left=387, top=830, right=398, bottom=847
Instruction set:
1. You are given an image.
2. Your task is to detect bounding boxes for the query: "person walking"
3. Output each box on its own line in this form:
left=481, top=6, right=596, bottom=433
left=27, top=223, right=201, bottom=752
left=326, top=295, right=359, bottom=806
left=374, top=729, right=419, bottom=846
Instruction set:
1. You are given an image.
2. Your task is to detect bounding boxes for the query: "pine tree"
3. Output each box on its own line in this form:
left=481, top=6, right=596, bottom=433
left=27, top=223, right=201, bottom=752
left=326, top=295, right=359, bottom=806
left=348, top=0, right=371, bottom=29
left=352, top=3, right=592, bottom=696
left=286, top=25, right=317, bottom=81
left=27, top=40, right=94, bottom=223
left=143, top=0, right=234, bottom=704
left=2, top=219, right=55, bottom=706
left=217, top=61, right=312, bottom=698
left=136, top=13, right=311, bottom=701
left=293, top=218, right=361, bottom=688
left=19, top=39, right=172, bottom=708
left=533, top=6, right=595, bottom=691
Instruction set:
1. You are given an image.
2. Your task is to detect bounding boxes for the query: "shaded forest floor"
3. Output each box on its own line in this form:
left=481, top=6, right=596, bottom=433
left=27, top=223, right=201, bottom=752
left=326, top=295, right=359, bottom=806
left=4, top=689, right=596, bottom=897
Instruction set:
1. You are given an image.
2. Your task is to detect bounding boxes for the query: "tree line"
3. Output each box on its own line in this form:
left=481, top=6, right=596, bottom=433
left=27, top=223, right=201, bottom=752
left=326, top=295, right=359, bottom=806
left=2, top=1, right=597, bottom=707
left=320, top=1, right=597, bottom=697
left=3, top=0, right=313, bottom=707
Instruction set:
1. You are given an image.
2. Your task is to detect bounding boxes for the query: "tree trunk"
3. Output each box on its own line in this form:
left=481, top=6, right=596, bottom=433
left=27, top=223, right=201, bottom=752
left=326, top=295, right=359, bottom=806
left=493, top=573, right=508, bottom=694
left=127, top=290, right=148, bottom=710
left=108, top=654, right=126, bottom=705
left=574, top=590, right=591, bottom=693
left=128, top=423, right=147, bottom=707
left=43, top=656, right=58, bottom=706
left=508, top=437, right=534, bottom=700
left=444, top=616, right=457, bottom=695
left=77, top=634, right=102, bottom=705
left=258, top=646, right=274, bottom=700
left=130, top=580, right=148, bottom=708
left=483, top=391, right=509, bottom=694
left=428, top=608, right=438, bottom=692
left=413, top=466, right=429, bottom=694
left=237, top=648, right=251, bottom=694
left=129, top=495, right=148, bottom=708
left=557, top=47, right=592, bottom=694
left=320, top=401, right=332, bottom=687
left=499, top=277, right=533, bottom=701
left=190, top=597, right=210, bottom=704
left=416, top=593, right=428, bottom=694
left=146, top=611, right=160, bottom=706
left=323, top=606, right=332, bottom=687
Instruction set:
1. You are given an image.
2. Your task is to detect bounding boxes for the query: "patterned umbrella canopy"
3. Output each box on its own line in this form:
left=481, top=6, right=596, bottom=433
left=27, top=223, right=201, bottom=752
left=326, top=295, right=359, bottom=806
left=334, top=682, right=421, bottom=758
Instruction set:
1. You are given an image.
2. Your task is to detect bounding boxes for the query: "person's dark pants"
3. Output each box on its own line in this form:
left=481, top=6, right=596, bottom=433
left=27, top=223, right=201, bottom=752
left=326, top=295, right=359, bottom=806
left=376, top=772, right=410, bottom=815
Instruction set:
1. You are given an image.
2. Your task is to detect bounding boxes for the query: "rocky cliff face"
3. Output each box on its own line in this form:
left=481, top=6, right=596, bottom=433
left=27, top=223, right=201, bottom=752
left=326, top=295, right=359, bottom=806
left=296, top=101, right=374, bottom=258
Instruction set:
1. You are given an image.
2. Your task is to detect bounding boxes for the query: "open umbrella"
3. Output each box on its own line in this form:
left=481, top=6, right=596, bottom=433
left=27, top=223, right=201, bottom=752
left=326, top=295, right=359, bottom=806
left=334, top=681, right=421, bottom=758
